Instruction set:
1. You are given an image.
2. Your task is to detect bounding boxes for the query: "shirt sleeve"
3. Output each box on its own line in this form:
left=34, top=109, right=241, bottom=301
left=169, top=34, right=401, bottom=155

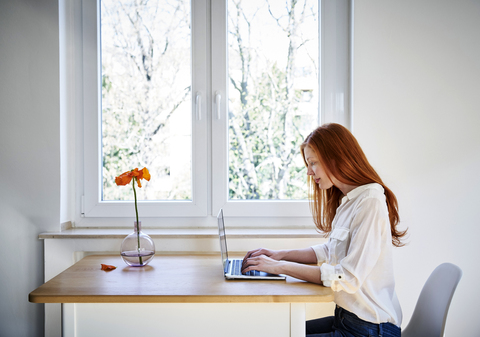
left=320, top=263, right=345, bottom=287
left=310, top=243, right=328, bottom=264
left=326, top=197, right=389, bottom=293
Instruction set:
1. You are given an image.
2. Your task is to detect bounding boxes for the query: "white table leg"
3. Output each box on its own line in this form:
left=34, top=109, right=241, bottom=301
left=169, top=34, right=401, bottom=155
left=291, top=303, right=306, bottom=337
left=62, top=303, right=75, bottom=337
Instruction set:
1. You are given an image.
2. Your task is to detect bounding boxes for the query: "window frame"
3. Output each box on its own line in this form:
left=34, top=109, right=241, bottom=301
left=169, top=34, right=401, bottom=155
left=211, top=0, right=353, bottom=217
left=82, top=0, right=209, bottom=218
left=72, top=0, right=353, bottom=225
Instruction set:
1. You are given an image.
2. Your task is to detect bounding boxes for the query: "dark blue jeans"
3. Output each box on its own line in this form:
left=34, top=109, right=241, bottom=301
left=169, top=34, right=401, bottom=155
left=306, top=306, right=401, bottom=337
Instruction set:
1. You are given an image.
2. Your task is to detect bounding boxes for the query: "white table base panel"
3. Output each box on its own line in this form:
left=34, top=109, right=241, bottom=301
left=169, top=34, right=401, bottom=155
left=62, top=303, right=306, bottom=337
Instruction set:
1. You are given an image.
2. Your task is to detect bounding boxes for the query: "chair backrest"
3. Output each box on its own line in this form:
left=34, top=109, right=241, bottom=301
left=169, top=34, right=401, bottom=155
left=402, top=263, right=462, bottom=337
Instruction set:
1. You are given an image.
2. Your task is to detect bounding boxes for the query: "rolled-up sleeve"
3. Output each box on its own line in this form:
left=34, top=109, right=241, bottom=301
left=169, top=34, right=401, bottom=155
left=320, top=263, right=345, bottom=287
left=311, top=243, right=328, bottom=264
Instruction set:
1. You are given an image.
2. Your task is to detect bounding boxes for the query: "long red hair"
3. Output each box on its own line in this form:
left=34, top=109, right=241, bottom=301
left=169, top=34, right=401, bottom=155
left=300, top=123, right=407, bottom=247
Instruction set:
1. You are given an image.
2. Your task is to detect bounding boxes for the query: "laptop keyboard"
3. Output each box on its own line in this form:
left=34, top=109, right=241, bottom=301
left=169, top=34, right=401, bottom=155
left=231, top=259, right=260, bottom=277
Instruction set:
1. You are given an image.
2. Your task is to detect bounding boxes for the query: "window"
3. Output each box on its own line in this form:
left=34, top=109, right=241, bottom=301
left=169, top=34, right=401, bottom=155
left=83, top=0, right=208, bottom=218
left=101, top=0, right=194, bottom=203
left=76, top=0, right=352, bottom=225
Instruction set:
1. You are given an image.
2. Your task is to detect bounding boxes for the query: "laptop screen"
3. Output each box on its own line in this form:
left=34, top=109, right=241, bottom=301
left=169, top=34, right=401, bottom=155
left=217, top=209, right=229, bottom=274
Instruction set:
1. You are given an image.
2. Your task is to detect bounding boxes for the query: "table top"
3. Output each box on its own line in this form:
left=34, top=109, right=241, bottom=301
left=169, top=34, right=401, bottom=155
left=29, top=255, right=333, bottom=304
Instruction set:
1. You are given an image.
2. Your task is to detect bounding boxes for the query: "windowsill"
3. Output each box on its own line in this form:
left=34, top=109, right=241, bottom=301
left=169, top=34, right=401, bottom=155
left=39, top=227, right=322, bottom=240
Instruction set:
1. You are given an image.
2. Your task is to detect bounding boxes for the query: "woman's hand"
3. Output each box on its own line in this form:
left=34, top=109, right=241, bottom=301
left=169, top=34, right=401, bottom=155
left=241, top=247, right=322, bottom=284
left=243, top=248, right=285, bottom=262
left=242, top=248, right=284, bottom=274
left=241, top=254, right=285, bottom=275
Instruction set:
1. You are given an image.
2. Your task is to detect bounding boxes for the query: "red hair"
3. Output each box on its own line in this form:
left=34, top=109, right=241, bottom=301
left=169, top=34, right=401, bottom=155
left=300, top=123, right=407, bottom=247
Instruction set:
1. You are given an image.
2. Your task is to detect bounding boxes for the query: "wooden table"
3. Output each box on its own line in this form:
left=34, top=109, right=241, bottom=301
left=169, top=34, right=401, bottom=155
left=30, top=255, right=333, bottom=337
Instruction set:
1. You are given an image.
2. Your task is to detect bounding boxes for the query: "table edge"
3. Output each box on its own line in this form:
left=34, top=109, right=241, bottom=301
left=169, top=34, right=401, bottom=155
left=29, top=293, right=335, bottom=304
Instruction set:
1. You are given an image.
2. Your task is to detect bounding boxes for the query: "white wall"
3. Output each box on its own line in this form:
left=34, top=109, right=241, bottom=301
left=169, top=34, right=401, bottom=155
left=354, top=0, right=480, bottom=335
left=0, top=0, right=60, bottom=336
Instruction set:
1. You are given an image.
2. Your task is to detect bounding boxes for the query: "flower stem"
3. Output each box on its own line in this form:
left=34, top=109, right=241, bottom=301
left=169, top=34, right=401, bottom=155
left=132, top=178, right=143, bottom=265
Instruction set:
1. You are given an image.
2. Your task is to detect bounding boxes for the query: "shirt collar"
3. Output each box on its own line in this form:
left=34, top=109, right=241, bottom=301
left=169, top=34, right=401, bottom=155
left=340, top=183, right=384, bottom=204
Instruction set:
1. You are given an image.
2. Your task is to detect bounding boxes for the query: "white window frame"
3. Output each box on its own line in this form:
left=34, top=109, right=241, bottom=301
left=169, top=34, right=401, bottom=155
left=211, top=0, right=353, bottom=217
left=72, top=0, right=352, bottom=224
left=82, top=0, right=208, bottom=218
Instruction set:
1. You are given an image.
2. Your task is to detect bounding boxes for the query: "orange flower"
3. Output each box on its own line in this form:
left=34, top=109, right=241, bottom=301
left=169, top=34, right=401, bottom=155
left=115, top=167, right=150, bottom=188
left=101, top=264, right=117, bottom=271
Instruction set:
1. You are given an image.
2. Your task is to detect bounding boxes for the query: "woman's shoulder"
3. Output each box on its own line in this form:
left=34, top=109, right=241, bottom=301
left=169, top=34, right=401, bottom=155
left=345, top=183, right=385, bottom=202
left=346, top=184, right=388, bottom=218
left=335, top=184, right=388, bottom=227
left=345, top=184, right=390, bottom=232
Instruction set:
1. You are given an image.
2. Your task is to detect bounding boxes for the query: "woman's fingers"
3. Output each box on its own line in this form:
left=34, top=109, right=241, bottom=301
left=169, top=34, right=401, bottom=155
left=245, top=248, right=265, bottom=258
left=242, top=255, right=261, bottom=273
left=242, top=248, right=265, bottom=266
left=242, top=254, right=279, bottom=274
left=243, top=249, right=257, bottom=260
left=241, top=248, right=282, bottom=274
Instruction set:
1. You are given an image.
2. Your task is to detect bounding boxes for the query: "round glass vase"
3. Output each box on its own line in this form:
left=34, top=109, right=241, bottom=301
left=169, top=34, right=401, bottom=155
left=120, top=221, right=155, bottom=267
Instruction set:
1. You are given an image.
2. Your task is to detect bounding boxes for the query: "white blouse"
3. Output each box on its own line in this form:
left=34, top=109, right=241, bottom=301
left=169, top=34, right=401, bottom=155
left=311, top=183, right=402, bottom=327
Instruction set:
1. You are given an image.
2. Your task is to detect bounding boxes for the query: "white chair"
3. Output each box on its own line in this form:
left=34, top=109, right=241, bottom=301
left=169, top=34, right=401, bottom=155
left=402, top=263, right=462, bottom=337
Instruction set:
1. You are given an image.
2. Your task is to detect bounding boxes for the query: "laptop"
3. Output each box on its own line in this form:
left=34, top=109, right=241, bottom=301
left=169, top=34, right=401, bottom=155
left=217, top=209, right=286, bottom=280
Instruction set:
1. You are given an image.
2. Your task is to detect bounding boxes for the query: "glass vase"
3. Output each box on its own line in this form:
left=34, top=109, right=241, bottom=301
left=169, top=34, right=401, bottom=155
left=120, top=221, right=155, bottom=267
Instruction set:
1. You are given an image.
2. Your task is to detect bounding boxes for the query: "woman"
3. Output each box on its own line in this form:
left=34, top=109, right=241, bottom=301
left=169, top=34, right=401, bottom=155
left=242, top=123, right=407, bottom=337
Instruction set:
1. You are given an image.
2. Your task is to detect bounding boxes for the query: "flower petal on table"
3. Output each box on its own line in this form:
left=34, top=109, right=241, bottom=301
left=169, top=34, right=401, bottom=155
left=100, top=264, right=117, bottom=271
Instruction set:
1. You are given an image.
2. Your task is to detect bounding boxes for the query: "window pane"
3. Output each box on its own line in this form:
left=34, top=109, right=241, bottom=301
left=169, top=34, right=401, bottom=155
left=228, top=0, right=319, bottom=200
left=101, top=0, right=192, bottom=201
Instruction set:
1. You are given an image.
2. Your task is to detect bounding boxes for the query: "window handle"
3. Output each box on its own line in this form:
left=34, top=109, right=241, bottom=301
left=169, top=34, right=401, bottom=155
left=215, top=91, right=221, bottom=119
left=196, top=92, right=202, bottom=120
